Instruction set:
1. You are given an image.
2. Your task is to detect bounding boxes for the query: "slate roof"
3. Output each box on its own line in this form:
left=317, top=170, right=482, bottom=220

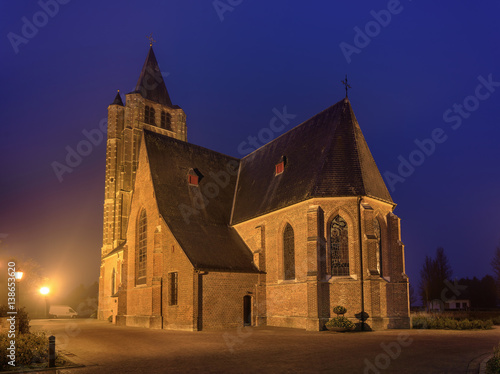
left=139, top=98, right=392, bottom=272
left=143, top=130, right=259, bottom=273
left=231, top=98, right=393, bottom=224
left=132, top=46, right=174, bottom=107
left=110, top=91, right=124, bottom=106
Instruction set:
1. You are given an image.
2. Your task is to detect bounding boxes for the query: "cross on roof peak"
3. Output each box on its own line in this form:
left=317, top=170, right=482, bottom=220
left=341, top=75, right=351, bottom=98
left=147, top=33, right=156, bottom=47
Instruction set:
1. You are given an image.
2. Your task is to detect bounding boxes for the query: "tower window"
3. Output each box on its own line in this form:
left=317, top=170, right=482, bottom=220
left=145, top=106, right=156, bottom=125
left=161, top=111, right=172, bottom=130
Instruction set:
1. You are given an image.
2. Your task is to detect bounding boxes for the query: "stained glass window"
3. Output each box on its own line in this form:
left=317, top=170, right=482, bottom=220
left=374, top=218, right=382, bottom=276
left=330, top=215, right=349, bottom=276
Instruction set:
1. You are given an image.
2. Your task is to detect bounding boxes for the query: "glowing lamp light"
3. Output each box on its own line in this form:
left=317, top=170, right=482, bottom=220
left=14, top=271, right=23, bottom=281
left=40, top=287, right=50, bottom=295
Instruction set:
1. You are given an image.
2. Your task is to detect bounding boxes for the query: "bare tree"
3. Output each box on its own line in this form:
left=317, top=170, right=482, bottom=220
left=419, top=247, right=453, bottom=310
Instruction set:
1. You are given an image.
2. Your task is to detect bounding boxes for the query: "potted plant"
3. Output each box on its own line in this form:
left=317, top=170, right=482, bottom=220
left=326, top=306, right=355, bottom=332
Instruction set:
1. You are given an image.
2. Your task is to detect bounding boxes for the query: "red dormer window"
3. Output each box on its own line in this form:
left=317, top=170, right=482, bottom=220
left=188, top=174, right=199, bottom=186
left=275, top=162, right=284, bottom=175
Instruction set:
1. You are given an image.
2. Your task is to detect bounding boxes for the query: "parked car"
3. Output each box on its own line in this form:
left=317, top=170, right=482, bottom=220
left=49, top=305, right=78, bottom=318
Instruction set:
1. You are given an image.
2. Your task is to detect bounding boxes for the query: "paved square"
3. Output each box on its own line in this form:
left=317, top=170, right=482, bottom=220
left=30, top=319, right=500, bottom=373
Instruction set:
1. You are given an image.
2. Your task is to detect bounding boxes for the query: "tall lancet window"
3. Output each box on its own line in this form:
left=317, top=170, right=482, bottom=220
left=136, top=209, right=147, bottom=285
left=145, top=106, right=155, bottom=125
left=161, top=111, right=172, bottom=130
left=374, top=218, right=382, bottom=276
left=330, top=215, right=349, bottom=276
left=111, top=268, right=116, bottom=295
left=283, top=224, right=295, bottom=280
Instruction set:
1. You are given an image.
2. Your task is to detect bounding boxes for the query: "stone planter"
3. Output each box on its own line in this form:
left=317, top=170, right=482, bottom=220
left=326, top=326, right=350, bottom=332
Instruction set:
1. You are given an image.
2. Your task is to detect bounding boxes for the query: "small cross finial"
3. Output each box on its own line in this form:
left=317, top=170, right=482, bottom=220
left=341, top=74, right=351, bottom=98
left=147, top=33, right=156, bottom=47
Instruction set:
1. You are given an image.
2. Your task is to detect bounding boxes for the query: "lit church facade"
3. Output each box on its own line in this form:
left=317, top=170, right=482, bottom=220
left=97, top=46, right=410, bottom=331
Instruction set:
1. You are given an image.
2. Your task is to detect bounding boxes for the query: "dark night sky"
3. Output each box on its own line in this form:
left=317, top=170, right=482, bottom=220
left=1, top=1, right=499, bottom=298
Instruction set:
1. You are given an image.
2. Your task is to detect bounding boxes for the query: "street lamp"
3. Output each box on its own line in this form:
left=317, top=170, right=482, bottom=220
left=40, top=287, right=50, bottom=318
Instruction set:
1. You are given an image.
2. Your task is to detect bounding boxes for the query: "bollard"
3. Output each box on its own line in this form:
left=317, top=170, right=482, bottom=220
left=48, top=335, right=55, bottom=368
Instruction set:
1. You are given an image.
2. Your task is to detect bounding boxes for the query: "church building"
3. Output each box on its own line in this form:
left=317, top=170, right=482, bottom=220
left=98, top=45, right=410, bottom=331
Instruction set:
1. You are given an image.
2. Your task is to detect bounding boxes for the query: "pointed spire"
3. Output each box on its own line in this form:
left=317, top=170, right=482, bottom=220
left=133, top=45, right=173, bottom=107
left=111, top=90, right=124, bottom=106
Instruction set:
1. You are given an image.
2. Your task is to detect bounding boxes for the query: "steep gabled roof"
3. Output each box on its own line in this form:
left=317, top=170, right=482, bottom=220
left=143, top=130, right=259, bottom=273
left=231, top=98, right=393, bottom=224
left=133, top=46, right=173, bottom=107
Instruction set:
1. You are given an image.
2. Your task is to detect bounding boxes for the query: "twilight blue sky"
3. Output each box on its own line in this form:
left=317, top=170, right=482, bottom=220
left=0, top=0, right=499, bottom=298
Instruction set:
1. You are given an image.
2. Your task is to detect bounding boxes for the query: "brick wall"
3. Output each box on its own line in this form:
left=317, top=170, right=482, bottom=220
left=201, top=272, right=259, bottom=329
left=234, top=196, right=410, bottom=330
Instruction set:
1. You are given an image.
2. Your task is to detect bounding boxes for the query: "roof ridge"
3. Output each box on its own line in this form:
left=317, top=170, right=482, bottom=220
left=143, top=129, right=241, bottom=161
left=345, top=100, right=367, bottom=195
left=241, top=99, right=347, bottom=160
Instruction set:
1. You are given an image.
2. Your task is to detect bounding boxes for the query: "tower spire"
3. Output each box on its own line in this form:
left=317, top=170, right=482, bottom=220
left=133, top=43, right=173, bottom=107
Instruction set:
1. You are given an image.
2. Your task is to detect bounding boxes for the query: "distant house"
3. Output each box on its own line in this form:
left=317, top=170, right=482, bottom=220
left=445, top=299, right=470, bottom=310
left=429, top=299, right=470, bottom=311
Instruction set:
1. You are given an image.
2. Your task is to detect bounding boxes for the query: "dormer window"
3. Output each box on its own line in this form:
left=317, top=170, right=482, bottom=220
left=188, top=174, right=199, bottom=186
left=275, top=162, right=284, bottom=175
left=188, top=168, right=203, bottom=186
left=145, top=106, right=156, bottom=125
left=275, top=156, right=287, bottom=175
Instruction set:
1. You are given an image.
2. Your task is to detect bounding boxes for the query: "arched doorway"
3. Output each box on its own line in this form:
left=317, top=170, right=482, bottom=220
left=243, top=295, right=252, bottom=326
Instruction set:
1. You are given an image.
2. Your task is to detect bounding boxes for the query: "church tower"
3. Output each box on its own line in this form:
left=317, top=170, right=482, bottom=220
left=99, top=45, right=186, bottom=320
left=102, top=46, right=187, bottom=257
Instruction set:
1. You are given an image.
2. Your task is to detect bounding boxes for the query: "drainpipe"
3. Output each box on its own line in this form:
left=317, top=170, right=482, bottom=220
left=358, top=196, right=365, bottom=331
left=160, top=277, right=163, bottom=329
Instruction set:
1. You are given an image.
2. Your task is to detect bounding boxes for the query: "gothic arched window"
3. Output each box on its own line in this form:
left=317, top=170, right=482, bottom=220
left=161, top=111, right=172, bottom=130
left=330, top=215, right=349, bottom=276
left=136, top=209, right=147, bottom=285
left=283, top=224, right=295, bottom=280
left=374, top=218, right=382, bottom=276
left=145, top=106, right=155, bottom=125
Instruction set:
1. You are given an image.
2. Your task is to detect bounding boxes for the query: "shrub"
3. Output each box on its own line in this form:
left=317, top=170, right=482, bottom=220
left=487, top=343, right=500, bottom=374
left=0, top=306, right=30, bottom=334
left=326, top=316, right=355, bottom=331
left=333, top=306, right=347, bottom=316
left=412, top=316, right=492, bottom=330
left=0, top=331, right=49, bottom=370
